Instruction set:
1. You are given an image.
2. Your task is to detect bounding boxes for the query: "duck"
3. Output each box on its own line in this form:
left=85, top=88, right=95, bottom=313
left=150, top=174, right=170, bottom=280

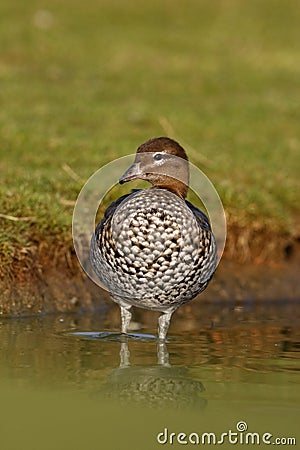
left=90, top=137, right=217, bottom=340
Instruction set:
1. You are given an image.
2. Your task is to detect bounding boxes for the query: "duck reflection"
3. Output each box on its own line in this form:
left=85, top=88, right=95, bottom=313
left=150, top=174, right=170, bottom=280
left=100, top=339, right=207, bottom=410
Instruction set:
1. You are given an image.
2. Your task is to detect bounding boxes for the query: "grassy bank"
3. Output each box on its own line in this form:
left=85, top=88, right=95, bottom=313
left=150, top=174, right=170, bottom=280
left=1, top=0, right=300, bottom=277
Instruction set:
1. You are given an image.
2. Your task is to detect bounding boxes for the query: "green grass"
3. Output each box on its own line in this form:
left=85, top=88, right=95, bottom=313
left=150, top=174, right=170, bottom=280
left=0, top=0, right=299, bottom=262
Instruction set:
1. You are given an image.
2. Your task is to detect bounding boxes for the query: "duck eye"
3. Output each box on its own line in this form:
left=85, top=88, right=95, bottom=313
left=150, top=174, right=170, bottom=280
left=153, top=153, right=163, bottom=161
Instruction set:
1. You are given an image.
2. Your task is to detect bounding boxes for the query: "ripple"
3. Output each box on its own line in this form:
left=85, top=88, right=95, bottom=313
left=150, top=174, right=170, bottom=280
left=66, top=331, right=157, bottom=342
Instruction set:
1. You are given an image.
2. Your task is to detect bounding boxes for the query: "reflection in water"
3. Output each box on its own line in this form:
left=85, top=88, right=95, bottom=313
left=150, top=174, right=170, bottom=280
left=100, top=340, right=207, bottom=409
left=105, top=365, right=206, bottom=410
left=64, top=331, right=207, bottom=409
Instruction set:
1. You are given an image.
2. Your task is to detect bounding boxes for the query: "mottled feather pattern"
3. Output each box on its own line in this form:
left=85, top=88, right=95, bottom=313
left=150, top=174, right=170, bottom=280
left=90, top=188, right=217, bottom=311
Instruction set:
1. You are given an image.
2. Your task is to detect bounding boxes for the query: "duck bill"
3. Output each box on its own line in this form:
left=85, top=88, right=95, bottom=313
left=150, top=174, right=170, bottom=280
left=119, top=162, right=142, bottom=184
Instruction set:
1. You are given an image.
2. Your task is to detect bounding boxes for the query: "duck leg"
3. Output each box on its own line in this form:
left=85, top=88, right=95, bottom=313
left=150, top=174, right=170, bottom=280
left=120, top=305, right=132, bottom=334
left=158, top=310, right=173, bottom=341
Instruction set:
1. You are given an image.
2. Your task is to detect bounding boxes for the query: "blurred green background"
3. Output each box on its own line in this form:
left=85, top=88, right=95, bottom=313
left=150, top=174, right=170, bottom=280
left=0, top=0, right=299, bottom=261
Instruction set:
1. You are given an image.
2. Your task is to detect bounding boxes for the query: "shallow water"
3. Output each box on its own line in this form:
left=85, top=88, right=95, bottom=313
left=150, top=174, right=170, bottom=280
left=0, top=300, right=299, bottom=449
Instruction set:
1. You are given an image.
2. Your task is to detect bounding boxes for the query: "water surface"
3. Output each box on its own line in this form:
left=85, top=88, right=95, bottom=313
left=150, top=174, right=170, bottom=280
left=0, top=300, right=299, bottom=449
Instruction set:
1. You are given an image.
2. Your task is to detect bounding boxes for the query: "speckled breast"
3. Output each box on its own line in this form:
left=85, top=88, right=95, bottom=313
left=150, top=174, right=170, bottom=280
left=90, top=188, right=217, bottom=311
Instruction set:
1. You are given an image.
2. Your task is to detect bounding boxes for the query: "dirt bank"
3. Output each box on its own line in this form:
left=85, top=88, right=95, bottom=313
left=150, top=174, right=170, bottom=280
left=0, top=234, right=299, bottom=316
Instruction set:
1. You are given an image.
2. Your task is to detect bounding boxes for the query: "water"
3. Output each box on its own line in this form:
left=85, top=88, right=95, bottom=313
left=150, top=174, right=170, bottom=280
left=0, top=300, right=299, bottom=449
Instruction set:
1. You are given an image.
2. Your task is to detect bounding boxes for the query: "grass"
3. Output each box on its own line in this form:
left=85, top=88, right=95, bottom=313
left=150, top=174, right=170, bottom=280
left=0, top=0, right=299, bottom=266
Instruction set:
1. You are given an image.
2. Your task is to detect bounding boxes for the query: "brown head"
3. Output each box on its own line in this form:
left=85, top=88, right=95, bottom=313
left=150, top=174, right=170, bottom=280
left=119, top=137, right=189, bottom=198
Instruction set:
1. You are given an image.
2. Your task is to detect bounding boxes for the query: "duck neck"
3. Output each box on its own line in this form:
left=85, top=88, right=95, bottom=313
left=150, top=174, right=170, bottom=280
left=152, top=178, right=188, bottom=199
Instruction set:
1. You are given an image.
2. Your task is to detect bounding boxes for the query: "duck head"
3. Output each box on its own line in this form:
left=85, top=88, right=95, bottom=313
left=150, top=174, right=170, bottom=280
left=119, top=137, right=189, bottom=198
